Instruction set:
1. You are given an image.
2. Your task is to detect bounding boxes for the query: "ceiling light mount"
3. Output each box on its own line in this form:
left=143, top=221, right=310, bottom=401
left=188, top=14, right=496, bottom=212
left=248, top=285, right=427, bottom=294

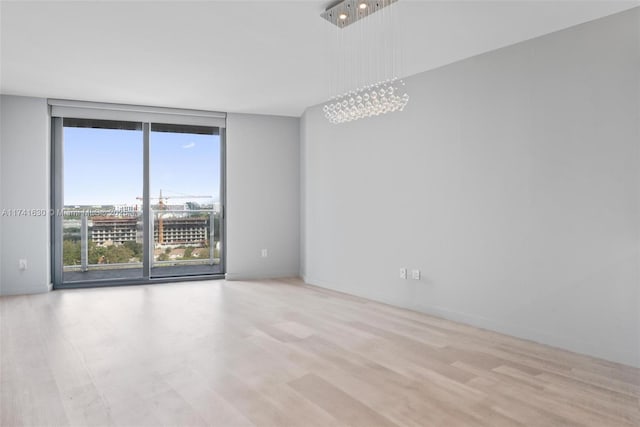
left=321, top=0, right=398, bottom=28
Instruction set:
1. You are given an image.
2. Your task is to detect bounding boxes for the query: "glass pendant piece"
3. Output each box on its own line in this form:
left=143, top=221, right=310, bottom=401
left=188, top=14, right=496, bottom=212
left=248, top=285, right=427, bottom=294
left=323, top=79, right=409, bottom=124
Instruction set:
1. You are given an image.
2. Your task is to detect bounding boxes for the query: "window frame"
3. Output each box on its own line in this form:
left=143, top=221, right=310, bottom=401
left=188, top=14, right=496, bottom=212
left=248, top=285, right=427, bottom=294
left=50, top=102, right=226, bottom=289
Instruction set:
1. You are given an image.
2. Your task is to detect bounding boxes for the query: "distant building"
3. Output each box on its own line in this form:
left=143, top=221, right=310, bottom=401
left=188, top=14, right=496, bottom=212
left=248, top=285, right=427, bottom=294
left=90, top=215, right=210, bottom=246
left=91, top=216, right=138, bottom=244
left=155, top=217, right=209, bottom=245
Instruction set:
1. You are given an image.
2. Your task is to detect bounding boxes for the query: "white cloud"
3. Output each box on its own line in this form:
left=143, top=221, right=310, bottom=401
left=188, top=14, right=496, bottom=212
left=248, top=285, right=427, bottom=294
left=182, top=142, right=196, bottom=149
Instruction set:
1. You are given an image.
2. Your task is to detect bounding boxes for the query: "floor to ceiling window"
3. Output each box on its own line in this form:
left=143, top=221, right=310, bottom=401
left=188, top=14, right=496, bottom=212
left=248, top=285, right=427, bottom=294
left=60, top=119, right=145, bottom=283
left=149, top=123, right=222, bottom=278
left=51, top=101, right=226, bottom=288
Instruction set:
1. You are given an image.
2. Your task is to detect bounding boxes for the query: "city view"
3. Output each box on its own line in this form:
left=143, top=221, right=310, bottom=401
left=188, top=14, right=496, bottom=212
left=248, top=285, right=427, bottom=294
left=62, top=121, right=222, bottom=281
left=62, top=201, right=221, bottom=269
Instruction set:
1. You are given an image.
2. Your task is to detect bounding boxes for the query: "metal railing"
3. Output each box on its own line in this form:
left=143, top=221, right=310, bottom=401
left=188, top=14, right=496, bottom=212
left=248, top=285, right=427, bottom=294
left=63, top=209, right=220, bottom=272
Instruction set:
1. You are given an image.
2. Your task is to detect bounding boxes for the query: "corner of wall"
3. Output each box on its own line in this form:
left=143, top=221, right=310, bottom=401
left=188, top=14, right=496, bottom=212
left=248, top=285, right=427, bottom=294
left=0, top=96, right=3, bottom=294
left=225, top=112, right=301, bottom=280
left=299, top=110, right=307, bottom=279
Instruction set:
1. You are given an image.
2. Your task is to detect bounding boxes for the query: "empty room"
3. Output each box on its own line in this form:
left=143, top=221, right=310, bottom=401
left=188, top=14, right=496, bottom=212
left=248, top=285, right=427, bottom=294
left=1, top=0, right=639, bottom=426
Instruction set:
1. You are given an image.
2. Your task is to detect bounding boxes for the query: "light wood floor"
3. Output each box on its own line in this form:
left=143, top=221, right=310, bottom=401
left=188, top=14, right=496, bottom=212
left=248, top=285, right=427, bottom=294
left=1, top=278, right=638, bottom=426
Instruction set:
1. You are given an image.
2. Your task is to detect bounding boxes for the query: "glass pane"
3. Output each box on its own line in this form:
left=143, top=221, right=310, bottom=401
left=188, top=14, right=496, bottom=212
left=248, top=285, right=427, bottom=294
left=62, top=120, right=144, bottom=283
left=149, top=124, right=222, bottom=278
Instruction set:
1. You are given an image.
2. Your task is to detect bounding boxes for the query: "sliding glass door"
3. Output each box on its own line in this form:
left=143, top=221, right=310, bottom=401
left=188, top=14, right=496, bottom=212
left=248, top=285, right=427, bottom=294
left=61, top=119, right=144, bottom=283
left=149, top=124, right=222, bottom=278
left=52, top=109, right=225, bottom=288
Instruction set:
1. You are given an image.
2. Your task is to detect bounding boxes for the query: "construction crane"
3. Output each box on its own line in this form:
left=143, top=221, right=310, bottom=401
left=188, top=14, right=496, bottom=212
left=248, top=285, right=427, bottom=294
left=136, top=190, right=212, bottom=245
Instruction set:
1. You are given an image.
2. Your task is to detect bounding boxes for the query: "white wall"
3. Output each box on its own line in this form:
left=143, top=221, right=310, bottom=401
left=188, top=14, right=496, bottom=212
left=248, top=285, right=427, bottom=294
left=0, top=96, right=3, bottom=292
left=226, top=113, right=300, bottom=279
left=301, top=8, right=640, bottom=367
left=0, top=95, right=51, bottom=295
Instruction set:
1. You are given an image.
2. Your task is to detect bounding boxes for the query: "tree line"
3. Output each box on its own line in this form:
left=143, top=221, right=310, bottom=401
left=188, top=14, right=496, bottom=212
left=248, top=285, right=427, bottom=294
left=63, top=240, right=142, bottom=265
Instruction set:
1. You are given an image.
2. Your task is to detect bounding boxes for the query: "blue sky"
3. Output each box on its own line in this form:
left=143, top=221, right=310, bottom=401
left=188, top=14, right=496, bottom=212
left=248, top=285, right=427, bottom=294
left=64, top=127, right=221, bottom=206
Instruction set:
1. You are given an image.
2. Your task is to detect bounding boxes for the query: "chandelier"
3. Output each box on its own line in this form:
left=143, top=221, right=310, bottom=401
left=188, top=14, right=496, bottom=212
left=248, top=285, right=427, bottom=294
left=321, top=0, right=409, bottom=124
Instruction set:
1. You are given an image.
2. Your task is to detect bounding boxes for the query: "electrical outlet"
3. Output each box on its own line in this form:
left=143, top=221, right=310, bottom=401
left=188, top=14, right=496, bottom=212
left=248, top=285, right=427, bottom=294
left=261, top=249, right=268, bottom=258
left=19, top=259, right=27, bottom=270
left=400, top=268, right=407, bottom=279
left=412, top=269, right=420, bottom=280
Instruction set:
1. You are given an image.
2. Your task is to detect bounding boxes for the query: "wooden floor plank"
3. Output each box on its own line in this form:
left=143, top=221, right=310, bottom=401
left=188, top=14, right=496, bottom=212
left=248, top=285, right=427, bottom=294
left=1, top=278, right=638, bottom=426
left=288, top=373, right=398, bottom=427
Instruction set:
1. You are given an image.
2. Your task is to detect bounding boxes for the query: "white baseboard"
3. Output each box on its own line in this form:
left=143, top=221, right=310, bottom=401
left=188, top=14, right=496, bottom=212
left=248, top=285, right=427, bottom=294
left=302, top=275, right=639, bottom=368
left=226, top=271, right=299, bottom=281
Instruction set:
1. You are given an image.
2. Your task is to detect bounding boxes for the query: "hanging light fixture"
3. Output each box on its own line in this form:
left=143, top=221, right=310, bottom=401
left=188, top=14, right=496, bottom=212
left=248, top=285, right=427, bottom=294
left=321, top=0, right=409, bottom=124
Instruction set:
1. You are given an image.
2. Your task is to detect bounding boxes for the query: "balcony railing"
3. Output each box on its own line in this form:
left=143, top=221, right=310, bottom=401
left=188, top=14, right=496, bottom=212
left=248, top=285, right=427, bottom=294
left=63, top=208, right=220, bottom=273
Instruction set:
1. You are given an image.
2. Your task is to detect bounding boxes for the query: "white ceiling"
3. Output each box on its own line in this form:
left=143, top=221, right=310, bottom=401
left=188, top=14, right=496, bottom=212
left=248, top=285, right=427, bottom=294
left=1, top=0, right=638, bottom=117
